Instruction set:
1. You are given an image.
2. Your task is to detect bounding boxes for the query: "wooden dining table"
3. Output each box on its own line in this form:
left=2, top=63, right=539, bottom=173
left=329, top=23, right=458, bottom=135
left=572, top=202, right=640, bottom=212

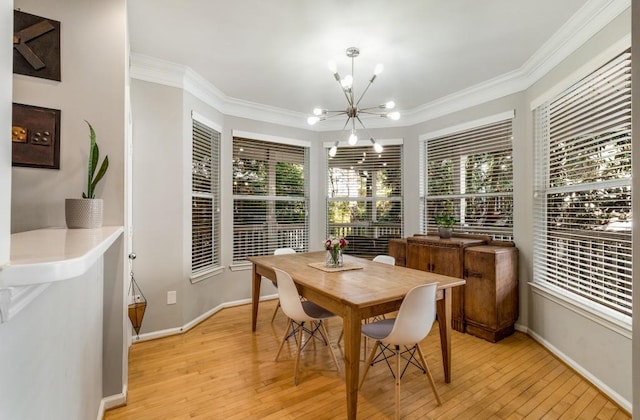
left=249, top=251, right=466, bottom=420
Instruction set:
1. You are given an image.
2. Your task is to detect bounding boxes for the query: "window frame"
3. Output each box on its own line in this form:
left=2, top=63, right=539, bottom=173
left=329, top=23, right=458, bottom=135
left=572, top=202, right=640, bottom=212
left=190, top=112, right=222, bottom=281
left=419, top=112, right=515, bottom=240
left=532, top=47, right=632, bottom=325
left=231, top=133, right=310, bottom=266
left=325, top=139, right=404, bottom=259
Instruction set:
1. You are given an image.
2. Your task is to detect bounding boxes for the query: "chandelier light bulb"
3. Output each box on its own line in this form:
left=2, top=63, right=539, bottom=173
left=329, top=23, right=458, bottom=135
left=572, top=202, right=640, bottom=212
left=374, top=142, right=384, bottom=153
left=374, top=64, right=384, bottom=75
left=386, top=111, right=400, bottom=121
left=384, top=101, right=395, bottom=109
left=341, top=75, right=353, bottom=89
left=313, top=108, right=324, bottom=116
left=348, top=131, right=358, bottom=145
left=307, top=116, right=320, bottom=125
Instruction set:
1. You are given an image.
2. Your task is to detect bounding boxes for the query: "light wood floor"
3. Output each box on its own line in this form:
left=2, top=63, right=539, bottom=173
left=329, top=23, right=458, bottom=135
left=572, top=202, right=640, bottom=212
left=105, top=300, right=630, bottom=420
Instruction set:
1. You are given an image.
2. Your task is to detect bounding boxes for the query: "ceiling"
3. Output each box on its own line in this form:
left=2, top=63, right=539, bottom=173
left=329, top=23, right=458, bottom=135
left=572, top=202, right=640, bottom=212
left=129, top=0, right=617, bottom=123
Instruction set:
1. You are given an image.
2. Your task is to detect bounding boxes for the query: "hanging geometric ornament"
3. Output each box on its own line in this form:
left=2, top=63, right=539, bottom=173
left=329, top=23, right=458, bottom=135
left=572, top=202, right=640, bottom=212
left=127, top=253, right=147, bottom=338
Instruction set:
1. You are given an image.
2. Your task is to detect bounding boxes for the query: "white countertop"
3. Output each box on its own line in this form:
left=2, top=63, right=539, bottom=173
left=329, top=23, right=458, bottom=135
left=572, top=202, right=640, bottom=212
left=1, top=226, right=124, bottom=287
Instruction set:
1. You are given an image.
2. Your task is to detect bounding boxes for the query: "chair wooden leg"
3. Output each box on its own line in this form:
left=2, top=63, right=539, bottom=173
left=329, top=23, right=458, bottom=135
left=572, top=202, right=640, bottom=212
left=293, top=321, right=304, bottom=386
left=319, top=320, right=340, bottom=372
left=270, top=299, right=280, bottom=323
left=359, top=340, right=379, bottom=389
left=395, top=345, right=401, bottom=420
left=275, top=318, right=292, bottom=361
left=416, top=344, right=441, bottom=405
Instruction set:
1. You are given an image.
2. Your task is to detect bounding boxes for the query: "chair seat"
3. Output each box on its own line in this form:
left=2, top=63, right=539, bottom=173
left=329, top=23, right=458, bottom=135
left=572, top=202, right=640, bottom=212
left=301, top=301, right=334, bottom=319
left=362, top=318, right=396, bottom=340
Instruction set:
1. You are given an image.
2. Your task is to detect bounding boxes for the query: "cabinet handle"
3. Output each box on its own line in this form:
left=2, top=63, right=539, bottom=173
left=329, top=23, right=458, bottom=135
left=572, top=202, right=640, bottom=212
left=464, top=269, right=483, bottom=278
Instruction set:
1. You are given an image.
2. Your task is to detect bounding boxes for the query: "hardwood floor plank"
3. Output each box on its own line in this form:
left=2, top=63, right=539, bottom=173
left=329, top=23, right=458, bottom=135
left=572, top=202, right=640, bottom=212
left=105, top=302, right=630, bottom=420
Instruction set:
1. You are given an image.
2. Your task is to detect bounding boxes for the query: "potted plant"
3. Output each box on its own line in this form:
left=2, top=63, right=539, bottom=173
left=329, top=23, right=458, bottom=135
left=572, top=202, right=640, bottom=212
left=65, top=121, right=109, bottom=228
left=434, top=212, right=456, bottom=239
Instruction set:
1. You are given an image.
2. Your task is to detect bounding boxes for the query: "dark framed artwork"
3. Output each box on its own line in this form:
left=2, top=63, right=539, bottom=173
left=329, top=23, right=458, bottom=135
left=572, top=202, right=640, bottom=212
left=13, top=10, right=61, bottom=81
left=12, top=103, right=61, bottom=169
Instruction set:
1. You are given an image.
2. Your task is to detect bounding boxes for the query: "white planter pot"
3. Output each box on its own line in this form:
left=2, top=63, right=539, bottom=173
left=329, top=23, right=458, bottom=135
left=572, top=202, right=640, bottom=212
left=65, top=198, right=103, bottom=229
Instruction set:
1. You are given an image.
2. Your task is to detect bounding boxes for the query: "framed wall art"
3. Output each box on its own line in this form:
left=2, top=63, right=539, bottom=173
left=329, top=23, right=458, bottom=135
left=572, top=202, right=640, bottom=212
left=13, top=10, right=61, bottom=81
left=12, top=103, right=61, bottom=169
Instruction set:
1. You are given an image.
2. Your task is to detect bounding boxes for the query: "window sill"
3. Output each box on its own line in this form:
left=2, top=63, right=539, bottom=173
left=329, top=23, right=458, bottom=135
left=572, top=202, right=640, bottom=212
left=529, top=281, right=631, bottom=339
left=190, top=266, right=224, bottom=283
left=229, top=263, right=252, bottom=272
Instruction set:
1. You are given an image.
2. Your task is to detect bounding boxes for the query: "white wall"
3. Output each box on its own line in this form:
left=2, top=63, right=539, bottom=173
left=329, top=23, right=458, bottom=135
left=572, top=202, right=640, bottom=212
left=0, top=0, right=12, bottom=264
left=12, top=0, right=126, bottom=233
left=0, top=260, right=105, bottom=420
left=10, top=0, right=128, bottom=403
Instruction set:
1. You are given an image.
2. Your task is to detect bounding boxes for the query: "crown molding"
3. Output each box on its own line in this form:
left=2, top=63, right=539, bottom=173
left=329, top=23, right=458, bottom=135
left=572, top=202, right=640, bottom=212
left=129, top=0, right=629, bottom=130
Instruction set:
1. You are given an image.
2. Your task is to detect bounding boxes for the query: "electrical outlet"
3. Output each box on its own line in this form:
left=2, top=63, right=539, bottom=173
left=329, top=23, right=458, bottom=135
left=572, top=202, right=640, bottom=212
left=167, top=291, right=177, bottom=305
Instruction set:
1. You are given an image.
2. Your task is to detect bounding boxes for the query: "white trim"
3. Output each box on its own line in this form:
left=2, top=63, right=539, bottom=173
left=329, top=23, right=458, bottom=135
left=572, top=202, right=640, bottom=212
left=529, top=282, right=632, bottom=339
left=131, top=295, right=278, bottom=342
left=0, top=284, right=50, bottom=323
left=191, top=111, right=222, bottom=133
left=322, top=137, right=404, bottom=148
left=229, top=263, right=252, bottom=272
left=529, top=35, right=631, bottom=110
left=527, top=327, right=631, bottom=413
left=189, top=265, right=224, bottom=284
left=98, top=385, right=127, bottom=419
left=419, top=110, right=515, bottom=141
left=232, top=130, right=311, bottom=148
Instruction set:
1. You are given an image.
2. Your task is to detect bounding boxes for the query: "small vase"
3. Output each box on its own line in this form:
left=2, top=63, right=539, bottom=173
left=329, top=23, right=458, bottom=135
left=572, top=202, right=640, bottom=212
left=438, top=227, right=452, bottom=239
left=326, top=249, right=343, bottom=268
left=65, top=198, right=104, bottom=229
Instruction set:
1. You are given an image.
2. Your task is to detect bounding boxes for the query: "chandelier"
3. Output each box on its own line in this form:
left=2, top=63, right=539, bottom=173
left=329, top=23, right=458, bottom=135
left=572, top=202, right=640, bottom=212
left=307, top=47, right=400, bottom=157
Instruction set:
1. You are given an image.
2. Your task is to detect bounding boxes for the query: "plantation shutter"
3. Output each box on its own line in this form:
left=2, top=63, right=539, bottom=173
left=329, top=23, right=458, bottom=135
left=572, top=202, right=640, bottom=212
left=192, top=118, right=220, bottom=276
left=232, top=137, right=309, bottom=263
left=326, top=143, right=403, bottom=258
left=533, top=49, right=632, bottom=317
left=422, top=118, right=514, bottom=239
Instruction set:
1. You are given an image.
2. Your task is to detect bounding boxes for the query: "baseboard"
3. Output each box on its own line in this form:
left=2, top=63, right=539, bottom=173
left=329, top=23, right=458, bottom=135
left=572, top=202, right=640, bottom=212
left=131, top=294, right=278, bottom=343
left=526, top=329, right=631, bottom=414
left=97, top=384, right=128, bottom=419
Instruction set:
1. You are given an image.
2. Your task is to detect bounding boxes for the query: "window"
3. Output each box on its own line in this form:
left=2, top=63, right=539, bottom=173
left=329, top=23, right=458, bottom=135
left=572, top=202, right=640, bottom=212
left=232, top=137, right=309, bottom=264
left=420, top=116, right=514, bottom=239
left=326, top=143, right=403, bottom=258
left=533, top=49, right=632, bottom=318
left=191, top=115, right=221, bottom=278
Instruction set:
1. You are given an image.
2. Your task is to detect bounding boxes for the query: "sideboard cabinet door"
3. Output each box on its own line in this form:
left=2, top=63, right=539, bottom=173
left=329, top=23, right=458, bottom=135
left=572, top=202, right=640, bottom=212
left=464, top=245, right=519, bottom=342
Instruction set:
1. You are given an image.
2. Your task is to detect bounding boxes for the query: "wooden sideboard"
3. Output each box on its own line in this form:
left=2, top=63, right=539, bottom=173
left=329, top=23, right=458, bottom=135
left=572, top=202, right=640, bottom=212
left=389, top=235, right=518, bottom=341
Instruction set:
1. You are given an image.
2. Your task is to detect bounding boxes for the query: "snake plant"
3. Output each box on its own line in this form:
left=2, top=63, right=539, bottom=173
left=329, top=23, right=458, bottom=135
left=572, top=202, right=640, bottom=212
left=82, top=121, right=109, bottom=199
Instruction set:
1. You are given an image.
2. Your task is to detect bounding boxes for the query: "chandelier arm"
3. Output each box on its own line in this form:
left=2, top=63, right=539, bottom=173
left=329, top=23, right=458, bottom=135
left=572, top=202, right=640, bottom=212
left=341, top=117, right=351, bottom=131
left=355, top=80, right=374, bottom=108
left=358, top=106, right=386, bottom=112
left=355, top=116, right=378, bottom=141
left=322, top=111, right=349, bottom=120
left=358, top=111, right=387, bottom=116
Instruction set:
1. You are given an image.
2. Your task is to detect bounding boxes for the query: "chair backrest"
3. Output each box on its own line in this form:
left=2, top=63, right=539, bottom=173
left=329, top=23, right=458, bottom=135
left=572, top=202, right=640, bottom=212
left=383, top=283, right=438, bottom=346
left=274, top=247, right=296, bottom=255
left=373, top=254, right=395, bottom=265
left=273, top=268, right=310, bottom=322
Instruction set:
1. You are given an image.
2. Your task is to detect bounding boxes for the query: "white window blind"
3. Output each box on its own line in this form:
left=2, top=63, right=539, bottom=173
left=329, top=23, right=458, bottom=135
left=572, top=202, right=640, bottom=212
left=533, top=48, right=632, bottom=318
left=232, top=137, right=309, bottom=264
left=192, top=119, right=221, bottom=275
left=421, top=118, right=514, bottom=239
left=326, top=144, right=403, bottom=258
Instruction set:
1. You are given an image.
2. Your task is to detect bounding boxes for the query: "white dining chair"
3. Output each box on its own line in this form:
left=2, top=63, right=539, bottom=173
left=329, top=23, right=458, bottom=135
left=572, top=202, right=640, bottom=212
left=373, top=254, right=396, bottom=265
left=268, top=247, right=296, bottom=323
left=359, top=283, right=442, bottom=419
left=273, top=268, right=340, bottom=385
